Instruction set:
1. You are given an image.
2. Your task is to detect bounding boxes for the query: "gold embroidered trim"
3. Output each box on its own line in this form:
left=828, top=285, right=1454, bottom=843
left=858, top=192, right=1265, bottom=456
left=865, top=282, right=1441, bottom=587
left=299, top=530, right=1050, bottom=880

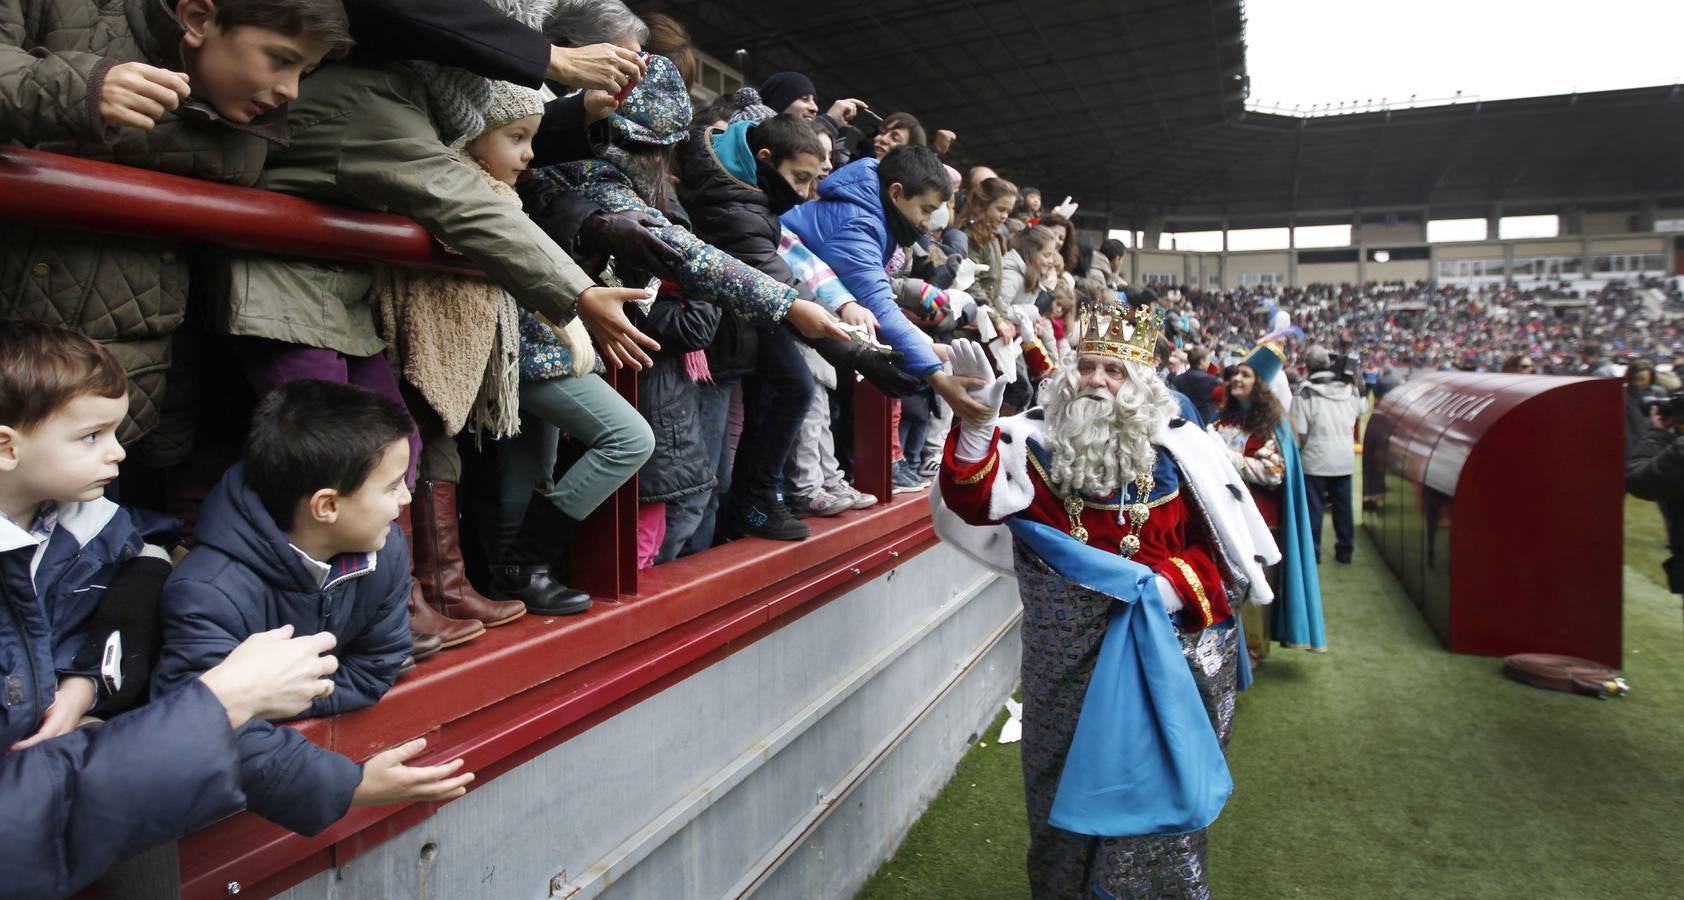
left=954, top=453, right=997, bottom=486
left=1028, top=453, right=1120, bottom=509
left=1146, top=489, right=1180, bottom=509
left=1168, top=556, right=1213, bottom=626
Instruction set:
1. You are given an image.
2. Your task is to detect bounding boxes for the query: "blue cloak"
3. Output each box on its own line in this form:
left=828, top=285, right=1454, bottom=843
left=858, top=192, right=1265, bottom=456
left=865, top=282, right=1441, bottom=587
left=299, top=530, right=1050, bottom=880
left=1270, top=424, right=1327, bottom=651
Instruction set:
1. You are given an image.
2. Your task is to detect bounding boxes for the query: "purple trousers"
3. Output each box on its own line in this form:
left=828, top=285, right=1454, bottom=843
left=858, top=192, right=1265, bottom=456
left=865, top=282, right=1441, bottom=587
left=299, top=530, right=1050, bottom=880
left=237, top=338, right=421, bottom=482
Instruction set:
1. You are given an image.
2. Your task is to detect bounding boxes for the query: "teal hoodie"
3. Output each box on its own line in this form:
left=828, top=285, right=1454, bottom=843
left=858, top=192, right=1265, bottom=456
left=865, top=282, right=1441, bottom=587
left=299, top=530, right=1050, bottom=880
left=712, top=120, right=759, bottom=186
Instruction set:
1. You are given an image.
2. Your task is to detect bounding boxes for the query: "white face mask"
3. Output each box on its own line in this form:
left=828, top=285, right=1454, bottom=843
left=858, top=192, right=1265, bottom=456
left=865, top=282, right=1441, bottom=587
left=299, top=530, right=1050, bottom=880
left=927, top=203, right=951, bottom=232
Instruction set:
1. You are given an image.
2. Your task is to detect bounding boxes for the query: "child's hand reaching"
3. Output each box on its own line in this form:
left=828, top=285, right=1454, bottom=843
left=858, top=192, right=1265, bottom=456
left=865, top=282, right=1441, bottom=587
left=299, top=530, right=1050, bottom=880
left=10, top=676, right=98, bottom=751
left=352, top=738, right=475, bottom=807
left=99, top=62, right=190, bottom=130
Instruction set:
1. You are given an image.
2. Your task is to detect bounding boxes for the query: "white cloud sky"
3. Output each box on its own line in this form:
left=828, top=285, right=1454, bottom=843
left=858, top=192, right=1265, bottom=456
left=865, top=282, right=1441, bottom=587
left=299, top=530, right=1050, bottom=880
left=1244, top=0, right=1683, bottom=112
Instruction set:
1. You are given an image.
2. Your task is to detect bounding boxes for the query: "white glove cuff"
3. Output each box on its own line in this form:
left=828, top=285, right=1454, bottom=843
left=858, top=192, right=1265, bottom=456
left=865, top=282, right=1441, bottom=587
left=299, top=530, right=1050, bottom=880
left=955, top=418, right=998, bottom=463
left=1154, top=575, right=1184, bottom=615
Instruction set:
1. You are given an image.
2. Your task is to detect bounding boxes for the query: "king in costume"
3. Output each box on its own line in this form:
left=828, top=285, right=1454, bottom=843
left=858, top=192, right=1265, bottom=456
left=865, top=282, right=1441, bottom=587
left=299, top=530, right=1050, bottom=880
left=932, top=293, right=1285, bottom=898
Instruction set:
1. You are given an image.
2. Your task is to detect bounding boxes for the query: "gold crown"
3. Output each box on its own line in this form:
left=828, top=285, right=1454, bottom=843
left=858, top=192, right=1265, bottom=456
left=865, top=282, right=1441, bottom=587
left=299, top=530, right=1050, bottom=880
left=1076, top=294, right=1163, bottom=365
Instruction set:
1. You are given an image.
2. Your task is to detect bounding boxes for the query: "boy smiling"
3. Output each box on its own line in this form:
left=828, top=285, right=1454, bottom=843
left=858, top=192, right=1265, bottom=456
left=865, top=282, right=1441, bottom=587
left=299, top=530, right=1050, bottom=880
left=153, top=380, right=472, bottom=836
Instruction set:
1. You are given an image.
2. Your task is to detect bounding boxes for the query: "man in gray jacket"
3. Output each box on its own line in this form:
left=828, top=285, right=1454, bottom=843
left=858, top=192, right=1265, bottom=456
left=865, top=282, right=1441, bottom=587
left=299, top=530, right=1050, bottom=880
left=1291, top=346, right=1366, bottom=563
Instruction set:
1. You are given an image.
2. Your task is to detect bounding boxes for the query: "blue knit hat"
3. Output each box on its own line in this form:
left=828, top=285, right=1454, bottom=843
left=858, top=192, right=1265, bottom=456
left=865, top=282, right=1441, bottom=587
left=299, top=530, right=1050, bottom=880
left=609, top=54, right=692, bottom=147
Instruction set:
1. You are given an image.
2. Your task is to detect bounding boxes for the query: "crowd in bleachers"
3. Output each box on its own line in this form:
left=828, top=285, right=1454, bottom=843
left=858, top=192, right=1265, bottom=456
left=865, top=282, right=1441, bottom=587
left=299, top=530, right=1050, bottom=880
left=1168, top=278, right=1684, bottom=377
left=0, top=0, right=1163, bottom=892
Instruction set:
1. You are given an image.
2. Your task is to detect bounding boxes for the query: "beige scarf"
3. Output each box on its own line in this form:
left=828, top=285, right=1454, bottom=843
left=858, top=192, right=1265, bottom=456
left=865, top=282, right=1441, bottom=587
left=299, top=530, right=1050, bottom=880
left=371, top=153, right=532, bottom=438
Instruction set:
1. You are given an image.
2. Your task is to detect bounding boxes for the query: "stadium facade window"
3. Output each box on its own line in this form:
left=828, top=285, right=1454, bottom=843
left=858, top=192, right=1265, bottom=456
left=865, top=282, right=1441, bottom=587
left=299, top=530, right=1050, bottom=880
left=1294, top=224, right=1353, bottom=248
left=1208, top=274, right=1221, bottom=287
left=1143, top=272, right=1180, bottom=285
left=1498, top=215, right=1560, bottom=239
left=1426, top=218, right=1489, bottom=243
left=1590, top=253, right=1666, bottom=275
left=1654, top=218, right=1684, bottom=233
left=1512, top=256, right=1581, bottom=279
left=1227, top=227, right=1291, bottom=251
left=1160, top=231, right=1224, bottom=252
left=1106, top=229, right=1136, bottom=248
left=1236, top=272, right=1284, bottom=286
left=1436, top=258, right=1506, bottom=278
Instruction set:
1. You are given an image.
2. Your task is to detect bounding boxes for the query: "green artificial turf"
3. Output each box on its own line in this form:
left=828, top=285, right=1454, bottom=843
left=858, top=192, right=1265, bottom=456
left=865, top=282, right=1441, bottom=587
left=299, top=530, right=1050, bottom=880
left=859, top=496, right=1684, bottom=899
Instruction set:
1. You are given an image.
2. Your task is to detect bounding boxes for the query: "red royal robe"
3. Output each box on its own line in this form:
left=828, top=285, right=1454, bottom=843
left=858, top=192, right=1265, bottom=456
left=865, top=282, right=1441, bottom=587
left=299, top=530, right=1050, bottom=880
left=940, top=428, right=1232, bottom=631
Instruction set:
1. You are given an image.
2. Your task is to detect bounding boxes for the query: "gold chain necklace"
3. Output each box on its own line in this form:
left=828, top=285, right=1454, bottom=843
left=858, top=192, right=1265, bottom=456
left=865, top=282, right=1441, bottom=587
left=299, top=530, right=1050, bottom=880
left=1063, top=451, right=1157, bottom=557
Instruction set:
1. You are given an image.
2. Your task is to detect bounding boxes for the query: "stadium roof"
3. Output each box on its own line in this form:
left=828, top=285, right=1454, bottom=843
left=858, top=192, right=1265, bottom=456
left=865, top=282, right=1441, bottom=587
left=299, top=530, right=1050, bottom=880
left=665, top=0, right=1684, bottom=231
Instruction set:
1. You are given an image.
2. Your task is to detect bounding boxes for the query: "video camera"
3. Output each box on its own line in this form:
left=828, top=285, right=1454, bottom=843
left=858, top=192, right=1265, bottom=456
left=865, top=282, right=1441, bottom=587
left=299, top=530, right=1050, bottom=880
left=1646, top=391, right=1684, bottom=423
left=1329, top=351, right=1361, bottom=384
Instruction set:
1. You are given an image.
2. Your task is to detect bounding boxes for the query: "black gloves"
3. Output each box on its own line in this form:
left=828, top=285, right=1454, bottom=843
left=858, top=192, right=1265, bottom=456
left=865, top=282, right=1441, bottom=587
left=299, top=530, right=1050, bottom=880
left=71, top=555, right=171, bottom=718
left=578, top=210, right=684, bottom=283
left=805, top=336, right=926, bottom=398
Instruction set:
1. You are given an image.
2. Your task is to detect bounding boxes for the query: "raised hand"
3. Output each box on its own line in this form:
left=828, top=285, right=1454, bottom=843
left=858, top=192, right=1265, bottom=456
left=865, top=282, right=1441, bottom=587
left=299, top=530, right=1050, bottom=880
left=99, top=62, right=189, bottom=130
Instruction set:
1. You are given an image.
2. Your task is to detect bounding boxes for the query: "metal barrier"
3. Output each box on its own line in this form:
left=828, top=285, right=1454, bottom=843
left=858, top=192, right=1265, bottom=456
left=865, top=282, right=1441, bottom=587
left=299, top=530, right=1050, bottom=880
left=1, top=146, right=922, bottom=898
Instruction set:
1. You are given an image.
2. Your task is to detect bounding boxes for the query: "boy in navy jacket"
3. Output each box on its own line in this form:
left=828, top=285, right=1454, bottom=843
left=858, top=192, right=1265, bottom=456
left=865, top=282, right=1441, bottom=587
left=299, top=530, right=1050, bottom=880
left=0, top=322, right=156, bottom=752
left=153, top=379, right=472, bottom=836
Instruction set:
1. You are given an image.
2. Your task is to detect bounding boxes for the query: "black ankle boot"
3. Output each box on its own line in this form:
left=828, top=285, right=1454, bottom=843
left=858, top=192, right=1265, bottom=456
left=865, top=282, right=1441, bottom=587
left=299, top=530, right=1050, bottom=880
left=490, top=564, right=592, bottom=616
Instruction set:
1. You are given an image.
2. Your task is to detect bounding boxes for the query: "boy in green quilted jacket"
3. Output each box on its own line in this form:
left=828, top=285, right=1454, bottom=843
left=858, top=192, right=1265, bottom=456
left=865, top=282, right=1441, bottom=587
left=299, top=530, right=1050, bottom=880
left=0, top=0, right=352, bottom=461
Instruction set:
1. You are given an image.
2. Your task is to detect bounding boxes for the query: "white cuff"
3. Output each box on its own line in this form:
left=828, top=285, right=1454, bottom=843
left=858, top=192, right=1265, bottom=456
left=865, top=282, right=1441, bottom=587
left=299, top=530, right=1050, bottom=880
left=1154, top=575, right=1184, bottom=615
left=955, top=420, right=997, bottom=463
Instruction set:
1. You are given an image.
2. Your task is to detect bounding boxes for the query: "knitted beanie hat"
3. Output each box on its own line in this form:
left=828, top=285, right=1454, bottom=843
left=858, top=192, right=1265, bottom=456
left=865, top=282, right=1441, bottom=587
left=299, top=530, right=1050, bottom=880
left=724, top=87, right=776, bottom=125
left=481, top=81, right=546, bottom=136
left=759, top=71, right=816, bottom=114
left=410, top=0, right=555, bottom=145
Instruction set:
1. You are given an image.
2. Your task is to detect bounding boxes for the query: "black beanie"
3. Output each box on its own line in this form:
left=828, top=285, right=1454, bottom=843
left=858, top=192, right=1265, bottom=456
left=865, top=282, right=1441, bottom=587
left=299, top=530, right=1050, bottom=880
left=760, top=71, right=817, bottom=115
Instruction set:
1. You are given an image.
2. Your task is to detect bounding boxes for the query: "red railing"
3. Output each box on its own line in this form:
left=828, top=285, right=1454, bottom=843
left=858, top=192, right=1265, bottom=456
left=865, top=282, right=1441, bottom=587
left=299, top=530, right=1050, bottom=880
left=0, top=146, right=927, bottom=898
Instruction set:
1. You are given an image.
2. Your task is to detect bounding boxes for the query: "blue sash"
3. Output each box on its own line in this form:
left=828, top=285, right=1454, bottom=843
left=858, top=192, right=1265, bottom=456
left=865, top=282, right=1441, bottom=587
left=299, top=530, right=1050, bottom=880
left=1009, top=518, right=1233, bottom=836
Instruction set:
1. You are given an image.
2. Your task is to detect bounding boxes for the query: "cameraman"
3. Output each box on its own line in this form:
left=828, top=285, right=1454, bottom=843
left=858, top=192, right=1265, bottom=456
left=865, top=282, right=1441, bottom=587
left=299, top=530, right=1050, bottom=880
left=1626, top=397, right=1684, bottom=601
left=1291, top=346, right=1366, bottom=563
left=1625, top=360, right=1665, bottom=450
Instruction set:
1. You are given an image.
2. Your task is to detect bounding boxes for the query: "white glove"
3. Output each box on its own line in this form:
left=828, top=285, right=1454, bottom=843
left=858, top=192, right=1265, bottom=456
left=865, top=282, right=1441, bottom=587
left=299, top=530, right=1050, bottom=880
left=1051, top=196, right=1078, bottom=219
left=1154, top=575, right=1184, bottom=615
left=953, top=257, right=983, bottom=293
left=950, top=338, right=1007, bottom=461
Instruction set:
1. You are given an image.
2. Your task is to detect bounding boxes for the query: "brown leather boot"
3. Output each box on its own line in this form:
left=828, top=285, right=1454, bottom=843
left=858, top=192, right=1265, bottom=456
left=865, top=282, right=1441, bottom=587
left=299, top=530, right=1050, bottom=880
left=413, top=480, right=526, bottom=627
left=407, top=578, right=483, bottom=649
left=397, top=506, right=484, bottom=650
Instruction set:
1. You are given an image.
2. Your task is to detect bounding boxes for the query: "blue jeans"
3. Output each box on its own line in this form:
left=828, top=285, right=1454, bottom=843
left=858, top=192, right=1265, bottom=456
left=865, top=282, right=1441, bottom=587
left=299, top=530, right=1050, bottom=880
left=1303, top=473, right=1354, bottom=558
left=683, top=378, right=737, bottom=555
left=496, top=374, right=653, bottom=554
left=898, top=386, right=934, bottom=469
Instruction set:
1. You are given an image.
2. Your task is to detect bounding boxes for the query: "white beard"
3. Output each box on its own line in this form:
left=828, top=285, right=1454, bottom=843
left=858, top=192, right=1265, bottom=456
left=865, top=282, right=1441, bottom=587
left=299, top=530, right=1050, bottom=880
left=1040, top=360, right=1178, bottom=497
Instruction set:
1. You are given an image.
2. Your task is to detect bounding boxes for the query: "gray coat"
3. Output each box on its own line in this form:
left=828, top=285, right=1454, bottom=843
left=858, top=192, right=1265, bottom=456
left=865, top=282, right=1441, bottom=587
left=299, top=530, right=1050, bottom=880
left=1290, top=372, right=1365, bottom=476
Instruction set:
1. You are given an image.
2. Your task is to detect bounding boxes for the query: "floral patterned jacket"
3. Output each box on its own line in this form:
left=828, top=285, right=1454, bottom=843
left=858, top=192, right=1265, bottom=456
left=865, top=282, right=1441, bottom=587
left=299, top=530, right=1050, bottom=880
left=531, top=160, right=795, bottom=325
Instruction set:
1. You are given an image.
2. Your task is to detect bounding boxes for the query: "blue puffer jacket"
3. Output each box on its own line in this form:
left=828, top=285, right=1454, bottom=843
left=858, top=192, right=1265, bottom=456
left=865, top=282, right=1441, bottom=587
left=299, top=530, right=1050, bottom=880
left=780, top=158, right=942, bottom=377
left=152, top=464, right=412, bottom=836
left=0, top=498, right=146, bottom=750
